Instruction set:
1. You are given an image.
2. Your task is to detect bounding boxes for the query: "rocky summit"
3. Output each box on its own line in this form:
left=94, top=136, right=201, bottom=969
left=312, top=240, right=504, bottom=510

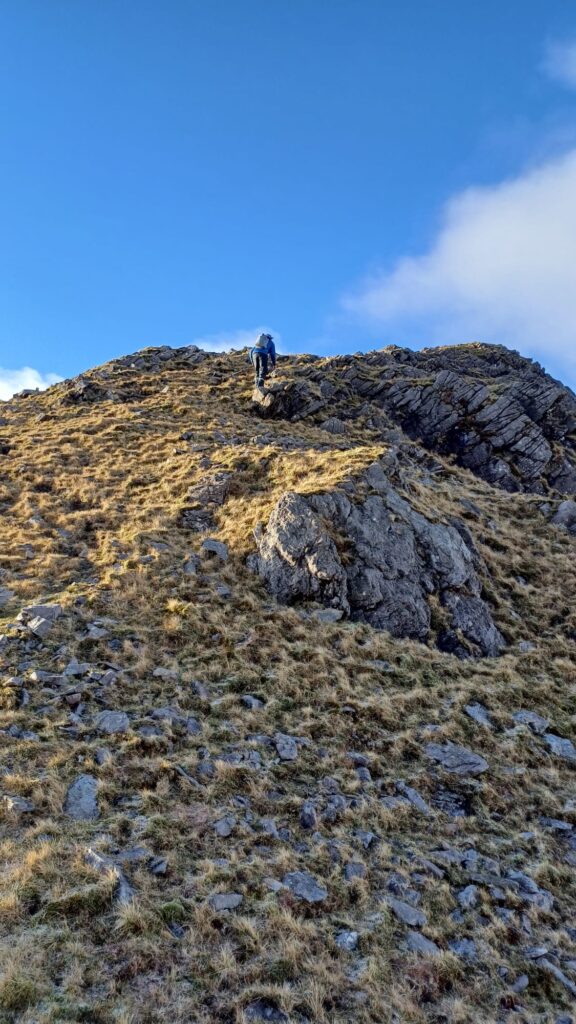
left=0, top=340, right=575, bottom=1024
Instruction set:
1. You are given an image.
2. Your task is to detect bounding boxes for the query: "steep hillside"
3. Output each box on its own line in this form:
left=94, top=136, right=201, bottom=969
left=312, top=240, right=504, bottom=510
left=0, top=343, right=575, bottom=1024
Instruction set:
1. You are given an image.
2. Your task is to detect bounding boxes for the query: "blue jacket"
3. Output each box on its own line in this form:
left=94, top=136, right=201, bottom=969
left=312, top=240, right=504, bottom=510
left=250, top=338, right=276, bottom=366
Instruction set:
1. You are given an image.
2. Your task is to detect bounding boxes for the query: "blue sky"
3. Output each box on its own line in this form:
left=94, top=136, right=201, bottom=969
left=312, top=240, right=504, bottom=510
left=1, top=0, right=576, bottom=397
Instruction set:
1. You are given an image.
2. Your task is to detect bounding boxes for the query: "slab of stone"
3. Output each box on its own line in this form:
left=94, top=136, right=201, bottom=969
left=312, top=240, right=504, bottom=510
left=336, top=929, right=359, bottom=951
left=425, top=741, right=489, bottom=775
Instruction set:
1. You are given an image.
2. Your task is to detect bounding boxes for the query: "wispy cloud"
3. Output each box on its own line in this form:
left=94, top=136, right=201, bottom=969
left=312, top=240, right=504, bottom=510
left=192, top=326, right=283, bottom=353
left=543, top=38, right=576, bottom=90
left=342, top=148, right=576, bottom=374
left=0, top=367, right=62, bottom=401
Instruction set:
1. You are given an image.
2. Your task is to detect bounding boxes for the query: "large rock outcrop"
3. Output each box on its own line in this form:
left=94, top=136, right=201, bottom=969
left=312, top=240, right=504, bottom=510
left=250, top=460, right=504, bottom=657
left=333, top=345, right=576, bottom=495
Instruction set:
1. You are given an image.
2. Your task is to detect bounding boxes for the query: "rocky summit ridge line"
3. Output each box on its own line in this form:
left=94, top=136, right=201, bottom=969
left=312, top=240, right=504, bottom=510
left=0, top=340, right=575, bottom=1023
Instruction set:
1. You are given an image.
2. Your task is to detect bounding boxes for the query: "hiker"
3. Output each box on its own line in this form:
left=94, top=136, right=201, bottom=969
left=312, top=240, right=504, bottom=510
left=250, top=333, right=276, bottom=389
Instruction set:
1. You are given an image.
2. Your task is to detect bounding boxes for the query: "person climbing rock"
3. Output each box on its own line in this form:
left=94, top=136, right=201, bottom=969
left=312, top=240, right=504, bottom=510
left=250, top=333, right=276, bottom=390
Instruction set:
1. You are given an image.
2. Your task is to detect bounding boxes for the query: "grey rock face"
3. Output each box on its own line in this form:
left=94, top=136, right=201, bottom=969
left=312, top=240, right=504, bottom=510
left=64, top=774, right=99, bottom=820
left=252, top=379, right=326, bottom=421
left=95, top=710, right=130, bottom=735
left=425, top=742, right=489, bottom=775
left=251, top=463, right=504, bottom=657
left=325, top=345, right=576, bottom=495
left=283, top=870, right=328, bottom=903
left=180, top=472, right=231, bottom=532
left=543, top=734, right=576, bottom=762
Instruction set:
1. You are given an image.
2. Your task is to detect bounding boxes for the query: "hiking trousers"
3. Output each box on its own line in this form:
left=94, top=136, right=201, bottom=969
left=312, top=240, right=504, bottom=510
left=252, top=351, right=269, bottom=386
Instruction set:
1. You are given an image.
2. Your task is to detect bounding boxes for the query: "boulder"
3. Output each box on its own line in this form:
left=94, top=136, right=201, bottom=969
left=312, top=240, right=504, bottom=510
left=250, top=462, right=504, bottom=656
left=283, top=870, right=328, bottom=903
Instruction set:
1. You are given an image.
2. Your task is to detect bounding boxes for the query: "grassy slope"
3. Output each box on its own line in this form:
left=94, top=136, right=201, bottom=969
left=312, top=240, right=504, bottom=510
left=0, top=350, right=575, bottom=1023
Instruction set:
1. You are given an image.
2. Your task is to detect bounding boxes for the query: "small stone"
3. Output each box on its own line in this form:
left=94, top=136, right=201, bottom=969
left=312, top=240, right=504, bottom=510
left=336, top=930, right=359, bottom=951
left=344, top=861, right=367, bottom=881
left=543, top=734, right=576, bottom=762
left=148, top=856, right=168, bottom=876
left=0, top=588, right=15, bottom=608
left=201, top=538, right=229, bottom=562
left=404, top=931, right=441, bottom=955
left=386, top=898, right=427, bottom=927
left=425, top=742, right=489, bottom=775
left=512, top=710, right=550, bottom=734
left=2, top=794, right=35, bottom=814
left=395, top=780, right=432, bottom=816
left=264, top=877, right=285, bottom=892
left=449, top=938, right=477, bottom=961
left=209, top=892, right=243, bottom=911
left=27, top=616, right=54, bottom=638
left=241, top=694, right=264, bottom=710
left=283, top=870, right=327, bottom=903
left=274, top=732, right=298, bottom=761
left=356, top=766, right=372, bottom=782
left=95, top=747, right=112, bottom=766
left=464, top=702, right=493, bottom=728
left=214, top=815, right=236, bottom=838
left=300, top=800, right=317, bottom=829
left=64, top=774, right=99, bottom=820
left=312, top=608, right=344, bottom=623
left=244, top=1000, right=288, bottom=1022
left=511, top=974, right=529, bottom=993
left=152, top=667, right=178, bottom=679
left=95, top=710, right=130, bottom=735
left=457, top=885, right=479, bottom=909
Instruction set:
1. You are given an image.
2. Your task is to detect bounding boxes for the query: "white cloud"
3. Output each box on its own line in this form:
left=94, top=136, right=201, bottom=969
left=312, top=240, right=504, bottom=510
left=342, top=148, right=576, bottom=373
left=192, top=326, right=283, bottom=353
left=0, top=367, right=62, bottom=401
left=543, top=39, right=576, bottom=90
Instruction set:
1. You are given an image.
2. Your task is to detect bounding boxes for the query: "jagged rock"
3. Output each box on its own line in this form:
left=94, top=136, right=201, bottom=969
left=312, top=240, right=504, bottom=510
left=251, top=462, right=504, bottom=656
left=543, top=734, right=576, bottom=762
left=425, top=742, right=489, bottom=775
left=395, top=780, right=432, bottom=816
left=283, top=870, right=328, bottom=903
left=457, top=885, right=479, bottom=909
left=95, top=710, right=130, bottom=735
left=252, top=380, right=326, bottom=421
left=300, top=800, right=317, bottom=829
left=64, top=775, right=99, bottom=820
left=326, top=345, right=576, bottom=495
left=214, top=815, right=236, bottom=838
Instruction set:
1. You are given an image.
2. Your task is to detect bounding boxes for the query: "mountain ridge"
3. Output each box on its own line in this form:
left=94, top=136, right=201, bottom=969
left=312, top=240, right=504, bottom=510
left=0, top=341, right=575, bottom=1023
